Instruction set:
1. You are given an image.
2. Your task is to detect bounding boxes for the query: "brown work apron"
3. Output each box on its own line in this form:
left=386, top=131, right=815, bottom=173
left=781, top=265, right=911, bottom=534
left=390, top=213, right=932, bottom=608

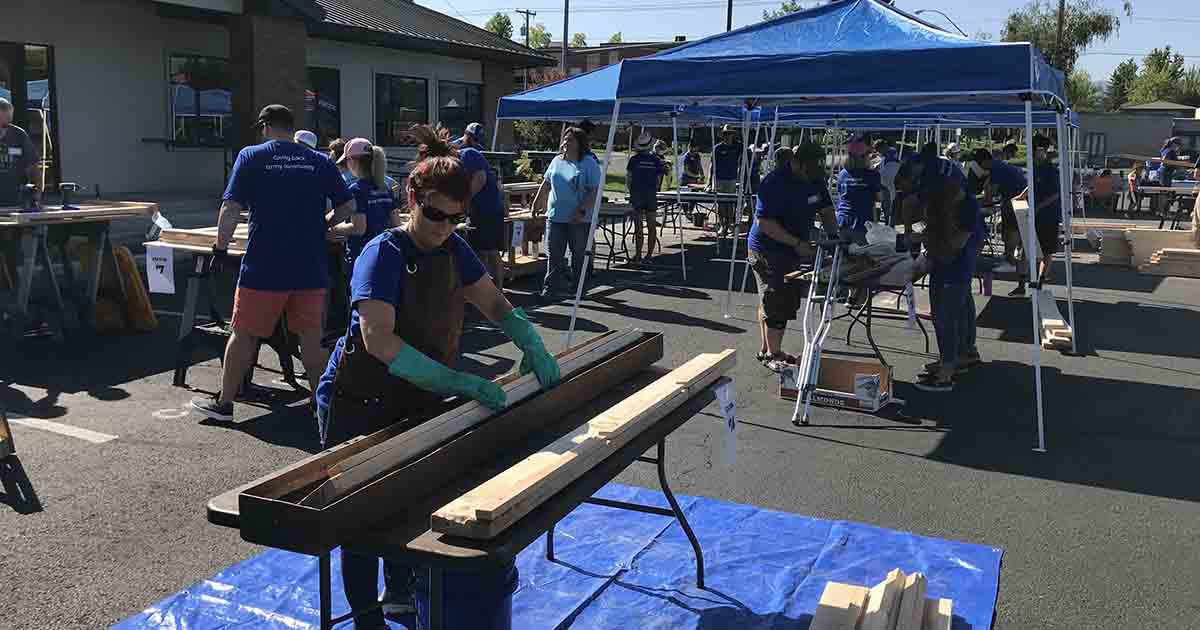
left=327, top=229, right=465, bottom=444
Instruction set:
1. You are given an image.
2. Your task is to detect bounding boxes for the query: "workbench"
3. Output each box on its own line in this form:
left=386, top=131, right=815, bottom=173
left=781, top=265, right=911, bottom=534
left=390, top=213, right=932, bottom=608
left=206, top=349, right=723, bottom=630
left=0, top=202, right=156, bottom=340
left=656, top=189, right=741, bottom=232
left=1135, top=183, right=1198, bottom=230
left=501, top=181, right=541, bottom=209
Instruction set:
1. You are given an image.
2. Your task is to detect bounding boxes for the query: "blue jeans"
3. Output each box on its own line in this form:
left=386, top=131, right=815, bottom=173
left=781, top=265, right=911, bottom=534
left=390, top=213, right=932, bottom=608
left=929, top=280, right=970, bottom=370
left=543, top=221, right=592, bottom=296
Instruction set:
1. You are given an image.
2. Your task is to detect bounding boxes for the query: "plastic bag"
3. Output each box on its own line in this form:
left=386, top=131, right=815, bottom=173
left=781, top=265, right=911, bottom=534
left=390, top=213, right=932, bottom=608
left=864, top=222, right=897, bottom=247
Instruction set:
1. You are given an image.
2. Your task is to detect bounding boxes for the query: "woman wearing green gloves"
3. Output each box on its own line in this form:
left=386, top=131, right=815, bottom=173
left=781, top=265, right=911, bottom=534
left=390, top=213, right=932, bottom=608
left=315, top=125, right=558, bottom=630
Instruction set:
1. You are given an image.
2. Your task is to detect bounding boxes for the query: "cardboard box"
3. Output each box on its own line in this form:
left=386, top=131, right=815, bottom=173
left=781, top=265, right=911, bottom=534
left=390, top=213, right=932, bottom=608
left=780, top=356, right=894, bottom=413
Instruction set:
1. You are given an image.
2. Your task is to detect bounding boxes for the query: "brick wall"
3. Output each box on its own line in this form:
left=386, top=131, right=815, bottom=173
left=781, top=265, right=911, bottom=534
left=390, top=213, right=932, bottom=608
left=230, top=11, right=308, bottom=150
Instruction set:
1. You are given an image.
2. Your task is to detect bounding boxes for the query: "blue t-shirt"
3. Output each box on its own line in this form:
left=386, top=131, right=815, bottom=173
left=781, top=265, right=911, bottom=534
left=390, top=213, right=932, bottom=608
left=627, top=151, right=665, bottom=207
left=748, top=169, right=832, bottom=256
left=835, top=167, right=882, bottom=233
left=346, top=179, right=396, bottom=263
left=931, top=193, right=983, bottom=285
left=315, top=229, right=487, bottom=412
left=712, top=142, right=742, bottom=181
left=223, top=140, right=352, bottom=290
left=544, top=154, right=602, bottom=223
left=1032, top=162, right=1061, bottom=224
left=340, top=169, right=355, bottom=185
left=990, top=161, right=1028, bottom=200
left=1159, top=148, right=1178, bottom=184
left=460, top=147, right=503, bottom=220
left=680, top=152, right=704, bottom=185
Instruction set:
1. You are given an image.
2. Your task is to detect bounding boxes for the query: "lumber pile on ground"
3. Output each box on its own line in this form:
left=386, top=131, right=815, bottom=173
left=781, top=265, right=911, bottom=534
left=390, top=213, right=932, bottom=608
left=1097, top=229, right=1132, bottom=266
left=432, top=349, right=737, bottom=539
left=1039, top=289, right=1073, bottom=351
left=1140, top=248, right=1200, bottom=278
left=1126, top=228, right=1194, bottom=267
left=811, top=570, right=952, bottom=630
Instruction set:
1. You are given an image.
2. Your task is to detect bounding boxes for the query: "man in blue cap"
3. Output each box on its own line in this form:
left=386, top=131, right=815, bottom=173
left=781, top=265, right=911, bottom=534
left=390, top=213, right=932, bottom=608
left=457, top=122, right=506, bottom=288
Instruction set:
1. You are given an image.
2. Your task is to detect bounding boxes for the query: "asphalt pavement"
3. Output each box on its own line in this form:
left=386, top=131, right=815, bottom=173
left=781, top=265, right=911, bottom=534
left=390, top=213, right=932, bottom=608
left=2, top=225, right=1199, bottom=629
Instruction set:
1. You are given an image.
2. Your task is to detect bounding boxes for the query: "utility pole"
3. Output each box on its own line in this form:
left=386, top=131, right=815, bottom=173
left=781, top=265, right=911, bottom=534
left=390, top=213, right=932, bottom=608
left=1055, top=0, right=1066, bottom=69
left=561, top=0, right=569, bottom=74
left=517, top=8, right=536, bottom=90
left=726, top=0, right=733, bottom=31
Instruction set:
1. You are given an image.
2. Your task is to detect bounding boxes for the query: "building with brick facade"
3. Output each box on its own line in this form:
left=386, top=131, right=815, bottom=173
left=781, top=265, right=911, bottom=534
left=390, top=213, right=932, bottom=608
left=1, top=0, right=553, bottom=194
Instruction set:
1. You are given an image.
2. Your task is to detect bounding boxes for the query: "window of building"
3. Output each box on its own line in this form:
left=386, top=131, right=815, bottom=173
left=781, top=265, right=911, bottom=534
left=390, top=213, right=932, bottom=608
left=168, top=54, right=231, bottom=147
left=306, top=67, right=341, bottom=149
left=586, top=53, right=602, bottom=70
left=608, top=51, right=620, bottom=65
left=375, top=74, right=428, bottom=146
left=437, top=81, right=482, bottom=138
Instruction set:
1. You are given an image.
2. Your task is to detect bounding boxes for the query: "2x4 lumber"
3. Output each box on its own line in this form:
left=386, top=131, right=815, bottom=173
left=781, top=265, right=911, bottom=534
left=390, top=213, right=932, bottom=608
left=861, top=568, right=907, bottom=630
left=810, top=582, right=869, bottom=630
left=431, top=349, right=737, bottom=539
left=303, top=329, right=648, bottom=506
left=895, top=573, right=928, bottom=630
left=921, top=598, right=953, bottom=630
left=1010, top=200, right=1045, bottom=261
left=1126, top=229, right=1195, bottom=266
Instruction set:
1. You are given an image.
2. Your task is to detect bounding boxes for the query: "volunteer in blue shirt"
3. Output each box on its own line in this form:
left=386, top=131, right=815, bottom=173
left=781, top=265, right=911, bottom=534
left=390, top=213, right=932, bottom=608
left=1157, top=136, right=1183, bottom=186
left=457, top=122, right=507, bottom=290
left=972, top=149, right=1028, bottom=272
left=710, top=125, right=743, bottom=236
left=532, top=126, right=603, bottom=302
left=747, top=144, right=837, bottom=372
left=330, top=137, right=397, bottom=265
left=1011, top=135, right=1060, bottom=296
left=835, top=137, right=882, bottom=239
left=680, top=141, right=705, bottom=187
left=315, top=125, right=559, bottom=630
left=626, top=132, right=666, bottom=260
left=191, top=104, right=355, bottom=422
left=913, top=173, right=983, bottom=393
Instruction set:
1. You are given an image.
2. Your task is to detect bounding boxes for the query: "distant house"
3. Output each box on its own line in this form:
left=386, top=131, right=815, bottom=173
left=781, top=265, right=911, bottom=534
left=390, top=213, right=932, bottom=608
left=1119, top=101, right=1198, bottom=118
left=1078, top=101, right=1199, bottom=167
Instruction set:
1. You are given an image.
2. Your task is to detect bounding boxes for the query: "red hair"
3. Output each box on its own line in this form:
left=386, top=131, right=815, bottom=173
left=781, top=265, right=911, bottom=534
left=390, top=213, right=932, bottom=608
left=405, top=125, right=470, bottom=203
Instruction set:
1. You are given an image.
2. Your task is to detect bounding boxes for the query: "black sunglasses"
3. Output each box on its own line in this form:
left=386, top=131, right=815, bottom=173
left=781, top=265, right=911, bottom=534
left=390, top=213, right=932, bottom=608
left=419, top=203, right=467, bottom=224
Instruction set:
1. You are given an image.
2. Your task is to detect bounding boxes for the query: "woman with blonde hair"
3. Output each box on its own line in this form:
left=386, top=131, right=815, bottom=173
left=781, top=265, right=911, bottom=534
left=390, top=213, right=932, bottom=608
left=329, top=138, right=396, bottom=266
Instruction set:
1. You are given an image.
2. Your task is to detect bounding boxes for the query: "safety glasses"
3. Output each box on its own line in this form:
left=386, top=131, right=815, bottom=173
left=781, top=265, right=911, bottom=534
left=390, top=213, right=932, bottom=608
left=419, top=203, right=467, bottom=225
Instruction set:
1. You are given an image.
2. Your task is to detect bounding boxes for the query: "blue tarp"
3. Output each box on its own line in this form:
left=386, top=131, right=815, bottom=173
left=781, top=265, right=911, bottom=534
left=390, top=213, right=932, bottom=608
left=115, top=484, right=1002, bottom=630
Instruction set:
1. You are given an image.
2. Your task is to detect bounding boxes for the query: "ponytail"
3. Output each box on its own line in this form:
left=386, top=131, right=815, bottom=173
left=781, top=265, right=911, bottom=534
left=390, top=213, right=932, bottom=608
left=406, top=124, right=470, bottom=204
left=369, top=146, right=388, bottom=190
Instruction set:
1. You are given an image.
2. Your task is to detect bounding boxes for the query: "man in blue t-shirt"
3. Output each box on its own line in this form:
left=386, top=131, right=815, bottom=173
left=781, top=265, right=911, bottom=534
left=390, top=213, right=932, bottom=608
left=710, top=125, right=743, bottom=235
left=457, top=122, right=506, bottom=289
left=972, top=148, right=1029, bottom=271
left=626, top=132, right=666, bottom=260
left=1008, top=135, right=1060, bottom=296
left=191, top=104, right=355, bottom=422
left=747, top=144, right=837, bottom=371
left=680, top=141, right=704, bottom=187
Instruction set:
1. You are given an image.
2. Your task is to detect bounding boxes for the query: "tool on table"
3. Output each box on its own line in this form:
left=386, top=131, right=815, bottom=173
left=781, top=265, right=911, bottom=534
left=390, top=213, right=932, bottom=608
left=19, top=184, right=38, bottom=212
left=59, top=182, right=79, bottom=210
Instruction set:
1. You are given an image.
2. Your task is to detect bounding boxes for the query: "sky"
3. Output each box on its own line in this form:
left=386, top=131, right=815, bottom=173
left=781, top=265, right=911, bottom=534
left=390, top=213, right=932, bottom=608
left=418, top=0, right=1200, bottom=84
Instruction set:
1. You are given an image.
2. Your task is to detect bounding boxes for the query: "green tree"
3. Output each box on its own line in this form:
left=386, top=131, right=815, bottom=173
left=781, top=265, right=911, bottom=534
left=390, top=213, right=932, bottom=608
left=570, top=32, right=588, bottom=47
left=1066, top=69, right=1100, bottom=111
left=608, top=32, right=623, bottom=44
left=528, top=23, right=552, bottom=49
left=1128, top=46, right=1186, bottom=105
left=973, top=30, right=994, bottom=41
left=484, top=12, right=513, bottom=39
left=762, top=1, right=807, bottom=21
left=1177, top=67, right=1200, bottom=108
left=1000, top=0, right=1129, bottom=73
left=1104, top=58, right=1138, bottom=111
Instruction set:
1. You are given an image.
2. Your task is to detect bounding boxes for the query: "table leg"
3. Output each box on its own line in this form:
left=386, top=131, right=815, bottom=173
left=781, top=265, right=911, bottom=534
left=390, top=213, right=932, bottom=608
left=655, top=440, right=705, bottom=589
left=429, top=566, right=444, bottom=630
left=545, top=526, right=555, bottom=561
left=11, top=230, right=37, bottom=336
left=173, top=256, right=203, bottom=388
left=84, top=228, right=106, bottom=328
left=36, top=231, right=66, bottom=341
left=319, top=552, right=332, bottom=630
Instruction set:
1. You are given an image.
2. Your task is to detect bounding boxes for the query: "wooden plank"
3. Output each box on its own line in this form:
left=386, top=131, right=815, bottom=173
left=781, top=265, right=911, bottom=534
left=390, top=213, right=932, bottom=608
left=304, top=329, right=649, bottom=506
left=921, top=598, right=953, bottom=630
left=1011, top=200, right=1045, bottom=261
left=143, top=240, right=247, bottom=257
left=895, top=572, right=928, bottom=630
left=861, top=568, right=906, bottom=630
left=432, top=349, right=737, bottom=539
left=1114, top=153, right=1199, bottom=169
left=159, top=227, right=249, bottom=250
left=1126, top=228, right=1195, bottom=266
left=6, top=202, right=157, bottom=224
left=810, top=582, right=869, bottom=630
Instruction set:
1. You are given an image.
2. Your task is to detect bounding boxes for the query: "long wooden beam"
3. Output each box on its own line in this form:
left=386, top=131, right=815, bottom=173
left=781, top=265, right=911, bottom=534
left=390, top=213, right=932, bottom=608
left=431, top=349, right=736, bottom=540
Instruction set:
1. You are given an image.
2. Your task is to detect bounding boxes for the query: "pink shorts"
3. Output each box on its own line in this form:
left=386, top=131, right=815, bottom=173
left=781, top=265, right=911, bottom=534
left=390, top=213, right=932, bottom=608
left=231, top=287, right=326, bottom=338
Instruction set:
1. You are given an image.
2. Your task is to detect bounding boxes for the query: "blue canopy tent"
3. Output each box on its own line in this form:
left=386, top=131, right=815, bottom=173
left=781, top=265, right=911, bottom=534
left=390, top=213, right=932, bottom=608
left=500, top=0, right=1073, bottom=450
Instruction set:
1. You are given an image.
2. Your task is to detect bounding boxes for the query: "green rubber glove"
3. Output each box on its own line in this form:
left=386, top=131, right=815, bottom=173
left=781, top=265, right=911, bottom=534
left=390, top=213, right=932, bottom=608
left=387, top=344, right=507, bottom=411
left=499, top=308, right=561, bottom=389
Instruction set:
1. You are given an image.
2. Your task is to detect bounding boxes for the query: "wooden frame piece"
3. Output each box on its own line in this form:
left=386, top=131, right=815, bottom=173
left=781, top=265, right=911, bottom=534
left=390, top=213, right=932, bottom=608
left=3, top=202, right=157, bottom=225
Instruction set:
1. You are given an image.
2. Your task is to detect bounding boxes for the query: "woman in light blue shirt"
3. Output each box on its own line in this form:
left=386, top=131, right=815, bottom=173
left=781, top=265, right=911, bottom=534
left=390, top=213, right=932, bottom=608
left=532, top=126, right=603, bottom=302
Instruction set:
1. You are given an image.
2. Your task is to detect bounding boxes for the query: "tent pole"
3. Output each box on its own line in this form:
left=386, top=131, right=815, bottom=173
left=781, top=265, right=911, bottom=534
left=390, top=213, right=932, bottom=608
left=935, top=123, right=942, bottom=153
left=491, top=120, right=500, bottom=151
left=723, top=108, right=752, bottom=318
left=1059, top=110, right=1077, bottom=354
left=711, top=120, right=718, bottom=223
left=1025, top=99, right=1047, bottom=453
left=565, top=100, right=622, bottom=348
left=741, top=108, right=781, bottom=299
left=899, top=125, right=907, bottom=160
left=672, top=113, right=687, bottom=281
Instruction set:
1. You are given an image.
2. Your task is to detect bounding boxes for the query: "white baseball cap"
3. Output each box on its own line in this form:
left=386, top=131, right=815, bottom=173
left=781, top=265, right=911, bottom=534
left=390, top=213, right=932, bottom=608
left=294, top=130, right=319, bottom=149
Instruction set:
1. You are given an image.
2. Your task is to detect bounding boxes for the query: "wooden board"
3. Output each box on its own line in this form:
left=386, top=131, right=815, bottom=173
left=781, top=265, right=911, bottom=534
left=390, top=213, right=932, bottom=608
left=432, top=349, right=737, bottom=539
left=1126, top=228, right=1195, bottom=267
left=1114, top=153, right=1198, bottom=169
left=504, top=253, right=545, bottom=279
left=2, top=202, right=157, bottom=225
left=1038, top=289, right=1073, bottom=348
left=159, top=226, right=250, bottom=251
left=1097, top=229, right=1132, bottom=266
left=143, top=240, right=246, bottom=257
left=861, top=568, right=906, bottom=630
left=921, top=598, right=953, bottom=630
left=810, top=582, right=869, bottom=630
left=303, top=329, right=648, bottom=506
left=895, top=572, right=929, bottom=630
left=1011, top=200, right=1045, bottom=261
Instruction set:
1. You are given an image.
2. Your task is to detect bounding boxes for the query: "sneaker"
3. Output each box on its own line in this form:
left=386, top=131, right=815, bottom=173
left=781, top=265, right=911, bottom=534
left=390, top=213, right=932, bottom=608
left=1008, top=286, right=1026, bottom=297
left=914, top=374, right=954, bottom=392
left=191, top=396, right=233, bottom=422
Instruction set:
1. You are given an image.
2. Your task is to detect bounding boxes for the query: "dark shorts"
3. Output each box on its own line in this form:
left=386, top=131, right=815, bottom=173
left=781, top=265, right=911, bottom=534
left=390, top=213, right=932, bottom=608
left=630, top=189, right=657, bottom=212
left=1000, top=200, right=1018, bottom=233
left=749, top=249, right=803, bottom=325
left=1035, top=219, right=1059, bottom=257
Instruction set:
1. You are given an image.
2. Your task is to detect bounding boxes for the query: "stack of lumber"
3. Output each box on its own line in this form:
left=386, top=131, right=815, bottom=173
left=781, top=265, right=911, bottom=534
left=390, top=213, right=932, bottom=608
left=1126, top=228, right=1194, bottom=267
left=811, top=569, right=952, bottom=630
left=1097, top=229, right=1132, bottom=266
left=156, top=226, right=249, bottom=253
left=1039, top=289, right=1073, bottom=350
left=1071, top=220, right=1133, bottom=236
left=1140, top=248, right=1200, bottom=278
left=431, top=349, right=737, bottom=539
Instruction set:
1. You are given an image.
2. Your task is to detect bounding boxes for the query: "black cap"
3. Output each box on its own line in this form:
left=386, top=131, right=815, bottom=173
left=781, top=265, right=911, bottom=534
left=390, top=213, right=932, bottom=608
left=1032, top=135, right=1053, bottom=150
left=254, top=104, right=294, bottom=130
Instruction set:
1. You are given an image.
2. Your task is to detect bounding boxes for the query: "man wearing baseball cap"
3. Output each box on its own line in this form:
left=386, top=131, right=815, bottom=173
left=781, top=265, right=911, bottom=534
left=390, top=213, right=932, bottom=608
left=710, top=123, right=743, bottom=236
left=456, top=121, right=506, bottom=288
left=192, top=104, right=356, bottom=422
left=0, top=97, right=39, bottom=207
left=293, top=129, right=319, bottom=150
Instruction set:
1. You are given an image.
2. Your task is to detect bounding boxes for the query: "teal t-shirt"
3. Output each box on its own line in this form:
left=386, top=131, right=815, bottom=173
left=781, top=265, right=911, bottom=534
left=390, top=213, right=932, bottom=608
left=544, top=154, right=602, bottom=223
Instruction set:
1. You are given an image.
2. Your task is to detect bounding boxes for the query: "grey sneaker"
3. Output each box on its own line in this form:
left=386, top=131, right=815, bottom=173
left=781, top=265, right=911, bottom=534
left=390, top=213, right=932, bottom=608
left=191, top=396, right=234, bottom=422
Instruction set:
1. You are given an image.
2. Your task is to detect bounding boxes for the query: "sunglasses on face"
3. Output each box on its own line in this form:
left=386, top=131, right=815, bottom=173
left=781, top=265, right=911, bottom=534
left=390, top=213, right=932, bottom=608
left=419, top=203, right=467, bottom=224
